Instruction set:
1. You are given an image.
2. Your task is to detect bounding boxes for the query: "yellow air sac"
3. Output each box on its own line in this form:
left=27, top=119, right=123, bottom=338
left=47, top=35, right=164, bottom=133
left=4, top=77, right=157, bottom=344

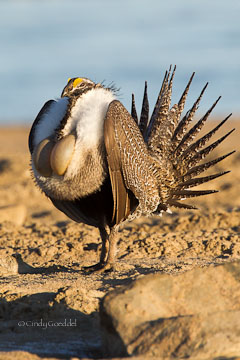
left=33, top=138, right=55, bottom=177
left=50, top=134, right=76, bottom=176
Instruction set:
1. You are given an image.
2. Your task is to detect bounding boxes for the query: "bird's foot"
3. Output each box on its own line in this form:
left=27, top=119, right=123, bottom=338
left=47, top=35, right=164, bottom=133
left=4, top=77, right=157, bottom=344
left=82, top=261, right=114, bottom=274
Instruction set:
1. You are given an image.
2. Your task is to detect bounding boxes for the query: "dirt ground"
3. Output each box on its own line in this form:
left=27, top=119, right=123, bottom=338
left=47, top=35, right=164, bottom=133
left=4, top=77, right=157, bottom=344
left=0, top=118, right=239, bottom=359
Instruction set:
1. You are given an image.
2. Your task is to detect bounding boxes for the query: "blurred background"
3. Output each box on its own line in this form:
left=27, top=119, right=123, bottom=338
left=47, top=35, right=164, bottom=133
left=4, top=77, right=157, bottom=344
left=0, top=0, right=239, bottom=124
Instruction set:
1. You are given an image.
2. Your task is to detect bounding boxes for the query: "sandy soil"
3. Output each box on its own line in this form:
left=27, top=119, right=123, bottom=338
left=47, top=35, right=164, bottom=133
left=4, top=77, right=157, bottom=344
left=0, top=118, right=239, bottom=359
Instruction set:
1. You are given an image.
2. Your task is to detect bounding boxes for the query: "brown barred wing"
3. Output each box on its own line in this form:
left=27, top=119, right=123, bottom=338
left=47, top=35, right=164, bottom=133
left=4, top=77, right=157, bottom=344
left=104, top=100, right=161, bottom=223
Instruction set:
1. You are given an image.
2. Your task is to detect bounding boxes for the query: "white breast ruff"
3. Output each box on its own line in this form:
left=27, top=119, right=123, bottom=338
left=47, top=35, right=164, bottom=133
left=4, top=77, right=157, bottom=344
left=62, top=87, right=115, bottom=146
left=63, top=88, right=115, bottom=178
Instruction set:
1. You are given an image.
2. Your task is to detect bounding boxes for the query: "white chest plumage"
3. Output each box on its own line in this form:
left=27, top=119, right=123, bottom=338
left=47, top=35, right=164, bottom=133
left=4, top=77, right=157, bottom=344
left=63, top=88, right=115, bottom=178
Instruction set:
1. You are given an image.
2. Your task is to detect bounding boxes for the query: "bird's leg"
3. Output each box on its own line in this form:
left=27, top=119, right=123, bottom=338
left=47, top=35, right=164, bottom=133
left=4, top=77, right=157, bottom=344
left=101, top=224, right=120, bottom=271
left=82, top=224, right=120, bottom=273
left=82, top=226, right=109, bottom=272
left=99, top=227, right=110, bottom=263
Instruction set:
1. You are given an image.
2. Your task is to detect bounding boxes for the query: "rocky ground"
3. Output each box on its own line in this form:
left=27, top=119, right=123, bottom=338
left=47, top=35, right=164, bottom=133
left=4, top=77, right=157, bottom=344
left=0, top=119, right=239, bottom=359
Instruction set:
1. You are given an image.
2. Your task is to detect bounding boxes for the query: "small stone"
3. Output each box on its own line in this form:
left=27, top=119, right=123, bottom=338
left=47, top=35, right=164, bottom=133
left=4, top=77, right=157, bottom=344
left=0, top=253, right=36, bottom=275
left=0, top=254, right=19, bottom=275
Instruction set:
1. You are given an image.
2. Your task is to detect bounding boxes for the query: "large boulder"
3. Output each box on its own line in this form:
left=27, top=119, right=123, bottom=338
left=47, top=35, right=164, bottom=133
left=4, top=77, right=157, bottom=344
left=100, top=261, right=240, bottom=358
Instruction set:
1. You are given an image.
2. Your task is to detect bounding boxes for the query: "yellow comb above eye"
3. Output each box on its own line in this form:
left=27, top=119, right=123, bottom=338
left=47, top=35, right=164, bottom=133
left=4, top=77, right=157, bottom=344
left=73, top=78, right=83, bottom=88
left=67, top=78, right=72, bottom=83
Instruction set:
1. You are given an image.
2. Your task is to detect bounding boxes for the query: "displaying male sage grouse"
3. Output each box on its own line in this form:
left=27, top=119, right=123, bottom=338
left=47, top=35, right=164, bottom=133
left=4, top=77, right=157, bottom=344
left=28, top=66, right=234, bottom=272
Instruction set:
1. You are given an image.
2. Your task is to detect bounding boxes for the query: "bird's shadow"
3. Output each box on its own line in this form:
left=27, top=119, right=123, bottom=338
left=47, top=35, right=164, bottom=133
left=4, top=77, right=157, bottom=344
left=12, top=253, right=79, bottom=275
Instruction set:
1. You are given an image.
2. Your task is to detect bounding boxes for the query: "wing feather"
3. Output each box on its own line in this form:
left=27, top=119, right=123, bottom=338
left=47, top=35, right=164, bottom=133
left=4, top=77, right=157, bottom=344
left=104, top=102, right=131, bottom=224
left=104, top=100, right=159, bottom=221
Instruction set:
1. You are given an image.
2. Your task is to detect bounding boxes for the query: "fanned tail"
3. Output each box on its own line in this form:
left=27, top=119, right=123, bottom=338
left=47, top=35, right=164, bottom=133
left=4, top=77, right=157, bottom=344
left=170, top=111, right=234, bottom=204
left=133, top=68, right=234, bottom=210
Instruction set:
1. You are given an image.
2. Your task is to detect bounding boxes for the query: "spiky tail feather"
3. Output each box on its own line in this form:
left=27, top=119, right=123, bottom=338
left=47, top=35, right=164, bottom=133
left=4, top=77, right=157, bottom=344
left=139, top=81, right=149, bottom=137
left=131, top=93, right=138, bottom=125
left=136, top=67, right=234, bottom=209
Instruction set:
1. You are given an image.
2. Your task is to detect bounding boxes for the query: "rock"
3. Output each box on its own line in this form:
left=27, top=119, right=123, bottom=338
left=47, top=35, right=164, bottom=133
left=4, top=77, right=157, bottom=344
left=0, top=204, right=26, bottom=226
left=0, top=253, right=36, bottom=275
left=100, top=261, right=240, bottom=358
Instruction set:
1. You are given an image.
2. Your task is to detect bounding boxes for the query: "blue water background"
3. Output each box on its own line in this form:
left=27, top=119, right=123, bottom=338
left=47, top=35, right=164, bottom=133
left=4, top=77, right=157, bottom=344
left=0, top=0, right=239, bottom=124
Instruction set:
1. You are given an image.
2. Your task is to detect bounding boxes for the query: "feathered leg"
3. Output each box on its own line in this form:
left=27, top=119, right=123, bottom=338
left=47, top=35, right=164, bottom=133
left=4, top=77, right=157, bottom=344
left=103, top=224, right=120, bottom=270
left=82, top=226, right=109, bottom=272
left=83, top=225, right=120, bottom=273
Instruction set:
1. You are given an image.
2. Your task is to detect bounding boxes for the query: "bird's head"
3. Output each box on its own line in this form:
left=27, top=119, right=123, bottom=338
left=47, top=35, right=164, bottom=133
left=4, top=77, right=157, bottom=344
left=61, top=77, right=102, bottom=98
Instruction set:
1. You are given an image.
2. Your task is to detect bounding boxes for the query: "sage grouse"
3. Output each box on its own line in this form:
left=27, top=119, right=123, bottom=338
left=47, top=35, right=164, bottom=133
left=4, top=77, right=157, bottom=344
left=28, top=67, right=234, bottom=272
